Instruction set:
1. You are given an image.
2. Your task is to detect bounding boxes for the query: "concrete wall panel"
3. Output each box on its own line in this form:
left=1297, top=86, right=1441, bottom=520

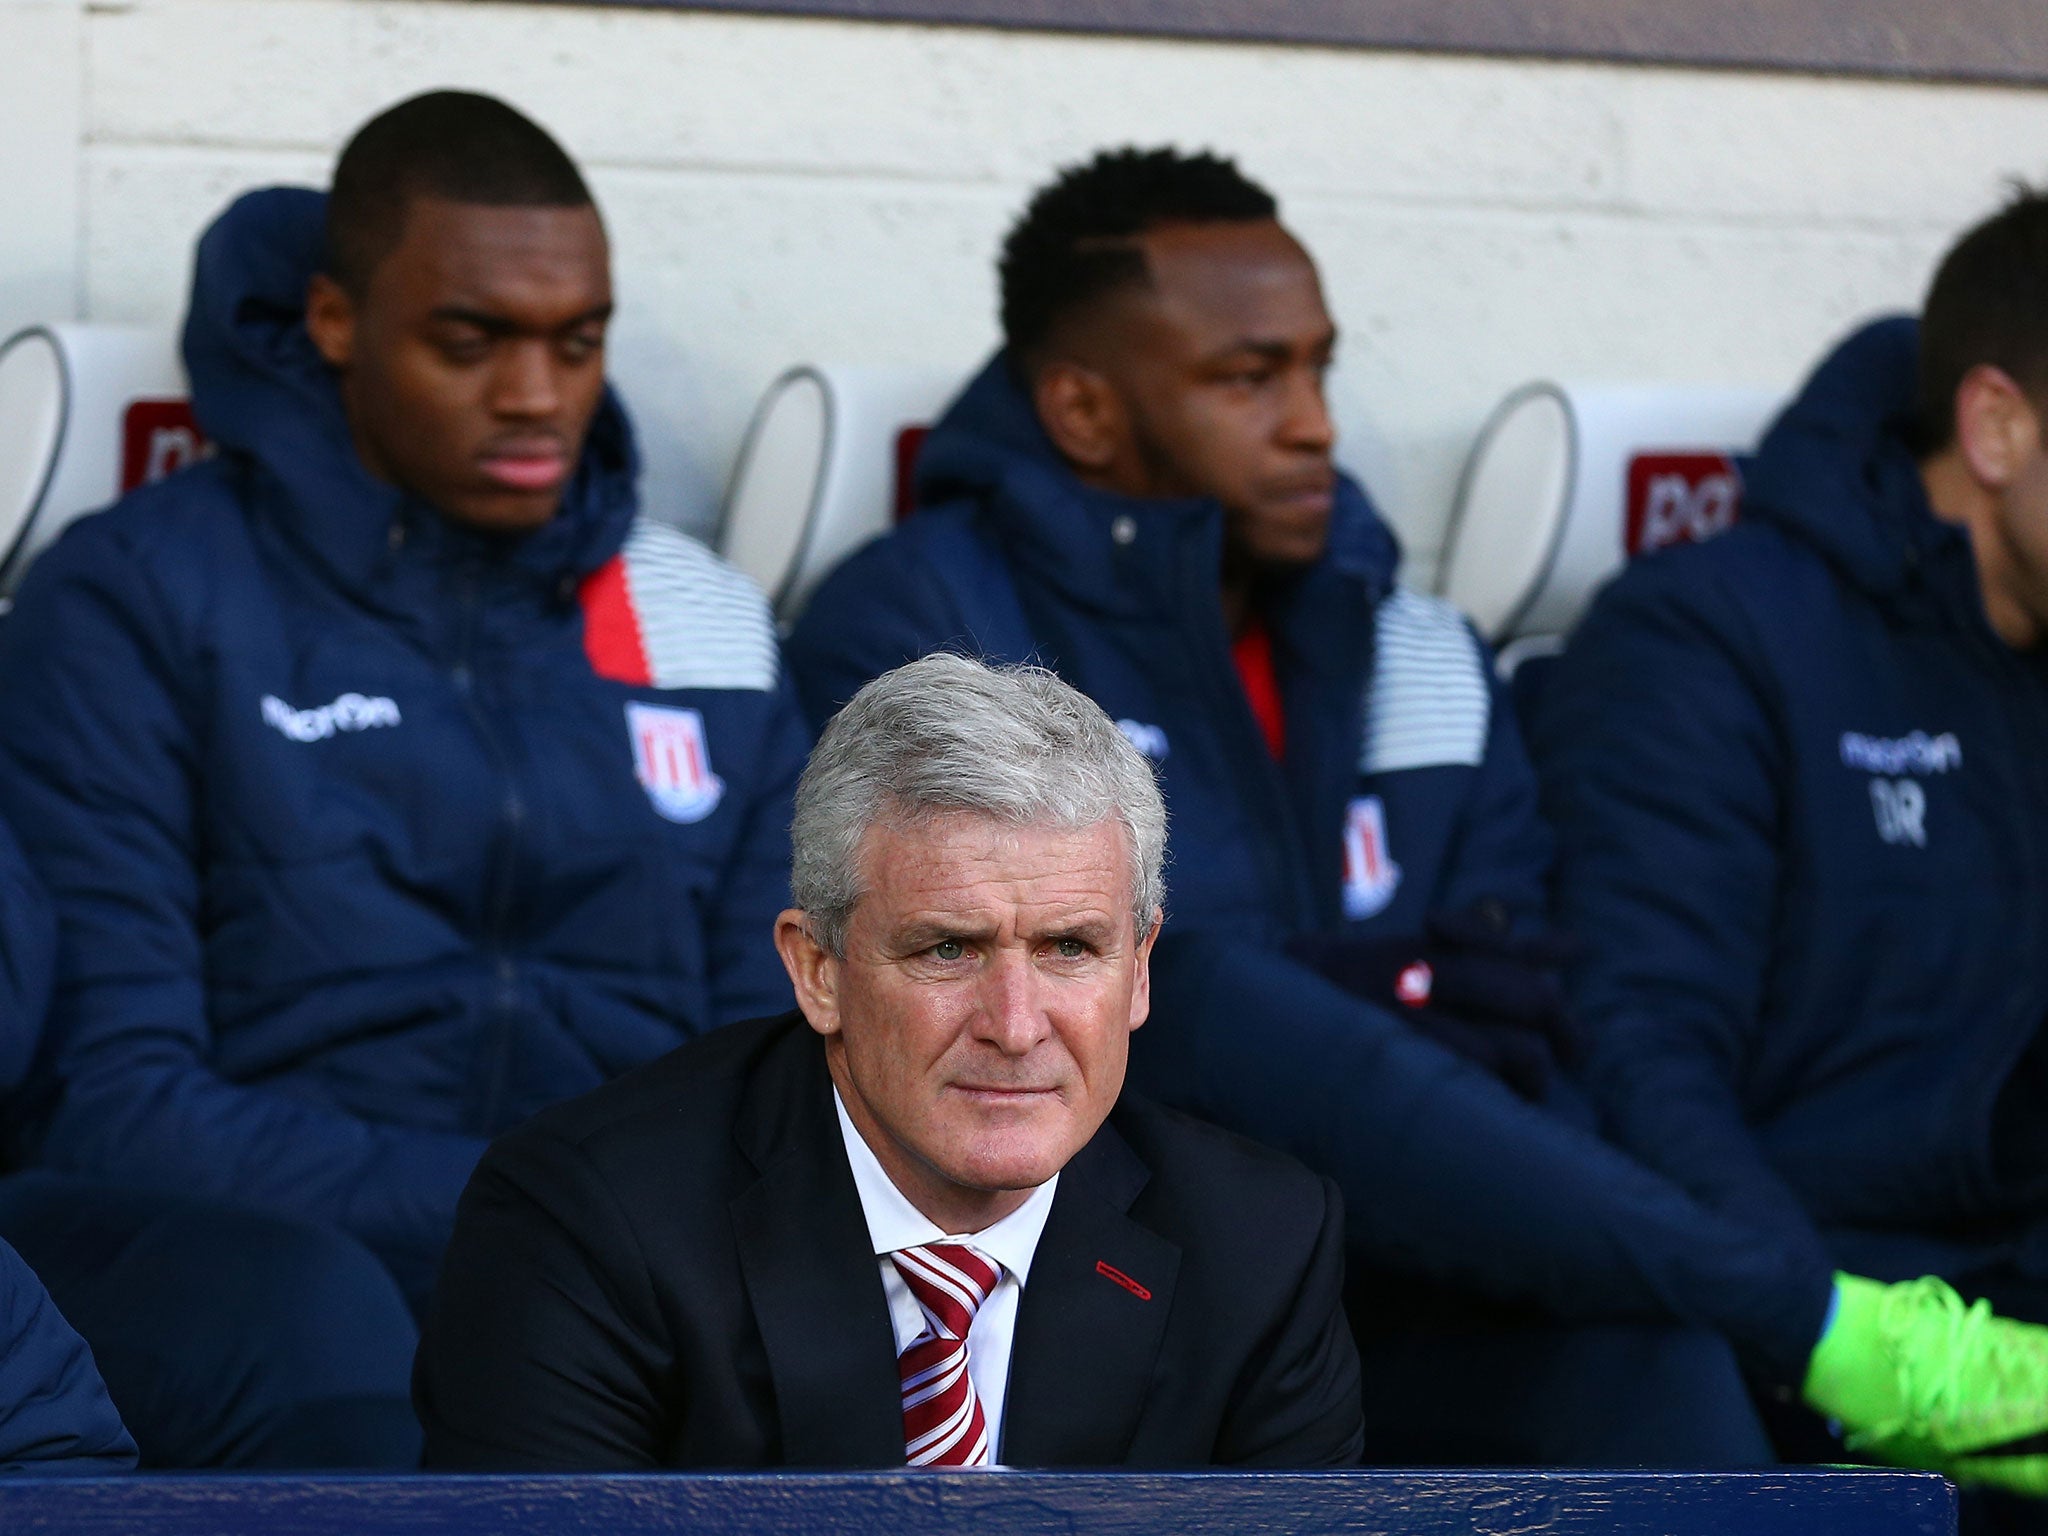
left=0, top=0, right=84, bottom=340
left=55, top=0, right=2048, bottom=555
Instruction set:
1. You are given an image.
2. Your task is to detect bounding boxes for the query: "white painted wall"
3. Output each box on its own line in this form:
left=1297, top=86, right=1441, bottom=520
left=0, top=0, right=82, bottom=344
left=11, top=0, right=2048, bottom=577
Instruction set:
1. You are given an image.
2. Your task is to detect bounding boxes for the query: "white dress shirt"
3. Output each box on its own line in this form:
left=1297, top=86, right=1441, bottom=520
left=833, top=1086, right=1058, bottom=1465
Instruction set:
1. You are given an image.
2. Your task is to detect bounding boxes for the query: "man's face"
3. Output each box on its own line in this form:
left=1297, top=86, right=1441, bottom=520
left=1070, top=220, right=1339, bottom=568
left=1991, top=404, right=2048, bottom=636
left=778, top=813, right=1154, bottom=1232
left=305, top=196, right=613, bottom=534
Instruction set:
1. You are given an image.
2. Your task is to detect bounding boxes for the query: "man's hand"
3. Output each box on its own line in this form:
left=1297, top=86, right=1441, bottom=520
left=1284, top=904, right=1583, bottom=1100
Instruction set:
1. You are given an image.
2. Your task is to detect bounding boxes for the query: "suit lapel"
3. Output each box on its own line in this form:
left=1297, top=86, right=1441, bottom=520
left=1001, top=1118, right=1180, bottom=1466
left=729, top=1025, right=905, bottom=1467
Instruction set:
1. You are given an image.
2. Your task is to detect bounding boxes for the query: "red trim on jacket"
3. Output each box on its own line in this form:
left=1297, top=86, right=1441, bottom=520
left=1232, top=619, right=1286, bottom=761
left=578, top=556, right=652, bottom=686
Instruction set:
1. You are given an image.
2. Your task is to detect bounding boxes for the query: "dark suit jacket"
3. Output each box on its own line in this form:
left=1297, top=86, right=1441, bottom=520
left=414, top=1012, right=1364, bottom=1469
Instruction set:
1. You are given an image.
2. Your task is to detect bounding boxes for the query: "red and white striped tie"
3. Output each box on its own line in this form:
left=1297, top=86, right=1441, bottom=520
left=890, top=1243, right=1001, bottom=1467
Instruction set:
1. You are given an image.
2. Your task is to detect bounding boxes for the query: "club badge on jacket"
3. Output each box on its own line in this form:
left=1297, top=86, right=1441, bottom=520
left=1341, top=795, right=1402, bottom=920
left=627, top=702, right=724, bottom=824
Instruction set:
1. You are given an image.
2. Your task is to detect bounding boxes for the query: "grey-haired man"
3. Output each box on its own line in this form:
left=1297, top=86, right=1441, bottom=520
left=415, top=653, right=1364, bottom=1470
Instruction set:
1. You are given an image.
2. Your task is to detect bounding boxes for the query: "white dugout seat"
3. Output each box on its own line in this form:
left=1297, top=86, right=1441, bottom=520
left=0, top=323, right=206, bottom=598
left=715, top=364, right=961, bottom=627
left=1440, top=381, right=1784, bottom=670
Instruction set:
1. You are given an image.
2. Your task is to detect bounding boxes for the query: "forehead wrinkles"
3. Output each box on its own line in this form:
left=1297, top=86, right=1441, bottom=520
left=852, top=812, right=1138, bottom=922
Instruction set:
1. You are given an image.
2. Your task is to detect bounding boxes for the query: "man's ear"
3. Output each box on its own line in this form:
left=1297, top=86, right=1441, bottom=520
left=303, top=273, right=357, bottom=371
left=1032, top=359, right=1129, bottom=477
left=1126, top=909, right=1161, bottom=1034
left=774, top=909, right=843, bottom=1039
left=1954, top=363, right=2042, bottom=490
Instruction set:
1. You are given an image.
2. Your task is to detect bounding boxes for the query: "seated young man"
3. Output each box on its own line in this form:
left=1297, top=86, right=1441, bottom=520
left=0, top=92, right=805, bottom=1467
left=1537, top=189, right=2048, bottom=1493
left=786, top=147, right=2048, bottom=1481
left=416, top=655, right=1363, bottom=1470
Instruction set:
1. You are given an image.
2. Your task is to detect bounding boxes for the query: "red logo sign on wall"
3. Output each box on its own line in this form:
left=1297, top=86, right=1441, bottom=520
left=120, top=399, right=211, bottom=493
left=1624, top=452, right=1740, bottom=556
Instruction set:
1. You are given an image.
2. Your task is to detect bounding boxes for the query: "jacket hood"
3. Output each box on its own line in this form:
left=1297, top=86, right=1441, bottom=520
left=912, top=352, right=1399, bottom=611
left=1740, top=315, right=1966, bottom=609
left=181, top=186, right=639, bottom=599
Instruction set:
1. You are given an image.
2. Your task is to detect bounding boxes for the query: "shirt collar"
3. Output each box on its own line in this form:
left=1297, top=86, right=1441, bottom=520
left=833, top=1084, right=1058, bottom=1286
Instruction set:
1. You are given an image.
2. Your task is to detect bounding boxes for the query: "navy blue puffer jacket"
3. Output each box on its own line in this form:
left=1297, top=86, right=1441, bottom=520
left=1537, top=316, right=2048, bottom=1268
left=0, top=189, right=805, bottom=1297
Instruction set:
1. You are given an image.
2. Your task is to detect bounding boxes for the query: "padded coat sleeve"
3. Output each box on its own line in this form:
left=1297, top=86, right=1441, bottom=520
left=1431, top=658, right=1556, bottom=930
left=0, top=524, right=484, bottom=1288
left=1213, top=1174, right=1364, bottom=1468
left=704, top=675, right=807, bottom=1029
left=0, top=1237, right=136, bottom=1473
left=1533, top=558, right=1830, bottom=1264
left=0, top=816, right=55, bottom=1098
left=783, top=531, right=977, bottom=734
left=416, top=1125, right=672, bottom=1470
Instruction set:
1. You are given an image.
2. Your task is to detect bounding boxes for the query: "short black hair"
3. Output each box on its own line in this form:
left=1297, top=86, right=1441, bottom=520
left=1917, top=183, right=2048, bottom=452
left=326, top=91, right=594, bottom=296
left=998, top=147, right=1279, bottom=368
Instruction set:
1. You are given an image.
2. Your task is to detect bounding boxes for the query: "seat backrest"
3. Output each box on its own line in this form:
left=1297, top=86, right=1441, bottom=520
left=1440, top=381, right=1784, bottom=647
left=0, top=323, right=205, bottom=597
left=714, top=364, right=966, bottom=626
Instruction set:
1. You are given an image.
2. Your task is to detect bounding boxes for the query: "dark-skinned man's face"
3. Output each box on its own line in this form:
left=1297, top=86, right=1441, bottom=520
left=1039, top=219, right=1339, bottom=569
left=305, top=196, right=613, bottom=535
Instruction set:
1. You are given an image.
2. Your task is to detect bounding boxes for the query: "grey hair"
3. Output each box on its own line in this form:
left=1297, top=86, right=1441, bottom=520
left=791, top=653, right=1168, bottom=956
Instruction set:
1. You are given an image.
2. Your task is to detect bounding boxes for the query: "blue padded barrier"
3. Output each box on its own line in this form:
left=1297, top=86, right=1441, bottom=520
left=0, top=1470, right=1956, bottom=1536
